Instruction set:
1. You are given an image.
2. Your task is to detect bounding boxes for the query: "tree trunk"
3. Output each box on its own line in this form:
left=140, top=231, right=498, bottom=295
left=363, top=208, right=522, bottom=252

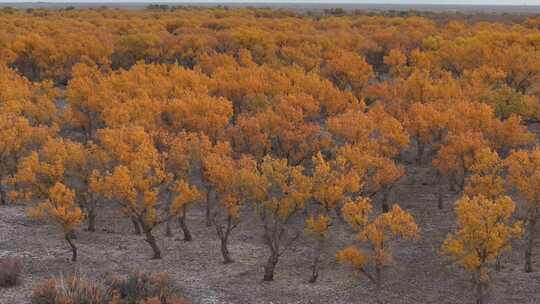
left=215, top=215, right=234, bottom=264
left=0, top=184, right=7, bottom=205
left=449, top=175, right=457, bottom=192
left=437, top=172, right=444, bottom=210
left=475, top=281, right=486, bottom=304
left=263, top=251, right=279, bottom=281
left=438, top=191, right=444, bottom=210
left=416, top=140, right=424, bottom=164
left=178, top=206, right=193, bottom=242
left=67, top=229, right=78, bottom=240
left=525, top=215, right=537, bottom=273
left=309, top=238, right=325, bottom=283
left=381, top=188, right=391, bottom=213
left=335, top=205, right=345, bottom=223
left=144, top=229, right=162, bottom=259
left=165, top=219, right=173, bottom=237
left=132, top=217, right=142, bottom=235
left=375, top=266, right=382, bottom=304
left=459, top=175, right=466, bottom=191
left=220, top=235, right=233, bottom=264
left=437, top=186, right=444, bottom=210
left=65, top=233, right=77, bottom=262
left=205, top=189, right=213, bottom=227
left=86, top=207, right=96, bottom=232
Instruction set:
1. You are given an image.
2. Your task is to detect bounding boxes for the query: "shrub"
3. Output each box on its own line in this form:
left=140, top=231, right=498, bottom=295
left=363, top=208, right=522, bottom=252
left=30, top=272, right=183, bottom=304
left=144, top=297, right=188, bottom=304
left=31, top=275, right=103, bottom=304
left=105, top=272, right=177, bottom=304
left=0, top=257, right=23, bottom=287
left=30, top=279, right=58, bottom=304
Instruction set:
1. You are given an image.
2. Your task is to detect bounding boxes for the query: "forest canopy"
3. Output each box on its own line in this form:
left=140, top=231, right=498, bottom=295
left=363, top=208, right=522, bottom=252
left=1, top=6, right=540, bottom=304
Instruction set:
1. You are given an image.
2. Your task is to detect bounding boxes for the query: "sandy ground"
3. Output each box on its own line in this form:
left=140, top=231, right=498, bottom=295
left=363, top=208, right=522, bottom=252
left=1, top=163, right=540, bottom=304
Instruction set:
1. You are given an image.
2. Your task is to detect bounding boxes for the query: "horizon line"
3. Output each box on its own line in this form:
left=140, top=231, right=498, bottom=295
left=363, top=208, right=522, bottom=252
left=2, top=1, right=538, bottom=6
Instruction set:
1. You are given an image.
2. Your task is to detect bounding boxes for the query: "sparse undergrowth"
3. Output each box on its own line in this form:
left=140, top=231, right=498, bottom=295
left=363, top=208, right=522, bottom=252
left=30, top=272, right=187, bottom=304
left=0, top=257, right=23, bottom=288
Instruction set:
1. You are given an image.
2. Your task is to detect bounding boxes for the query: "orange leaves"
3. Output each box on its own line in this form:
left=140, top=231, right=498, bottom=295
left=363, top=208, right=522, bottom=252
left=10, top=31, right=112, bottom=83
left=164, top=94, right=233, bottom=141
left=0, top=114, right=50, bottom=175
left=101, top=166, right=137, bottom=206
left=311, top=152, right=355, bottom=212
left=505, top=147, right=540, bottom=209
left=305, top=215, right=331, bottom=239
left=258, top=156, right=312, bottom=219
left=0, top=64, right=57, bottom=126
left=305, top=152, right=355, bottom=241
left=328, top=105, right=409, bottom=159
left=45, top=183, right=85, bottom=231
left=433, top=131, right=487, bottom=180
left=336, top=145, right=403, bottom=195
left=441, top=195, right=522, bottom=281
left=114, top=33, right=161, bottom=68
left=327, top=108, right=373, bottom=146
left=95, top=127, right=170, bottom=228
left=336, top=246, right=369, bottom=271
left=12, top=137, right=92, bottom=201
left=490, top=115, right=535, bottom=152
left=505, top=147, right=540, bottom=272
left=367, top=105, right=410, bottom=157
left=363, top=205, right=420, bottom=244
left=170, top=180, right=202, bottom=217
left=404, top=102, right=448, bottom=145
left=66, top=62, right=213, bottom=138
left=97, top=127, right=163, bottom=177
left=227, top=92, right=331, bottom=164
left=204, top=151, right=239, bottom=198
left=341, top=197, right=373, bottom=230
left=464, top=148, right=505, bottom=200
left=63, top=63, right=109, bottom=138
left=384, top=49, right=407, bottom=77
left=2, top=6, right=540, bottom=282
left=29, top=182, right=84, bottom=233
left=321, top=50, right=374, bottom=99
left=165, top=132, right=216, bottom=175
left=338, top=199, right=419, bottom=279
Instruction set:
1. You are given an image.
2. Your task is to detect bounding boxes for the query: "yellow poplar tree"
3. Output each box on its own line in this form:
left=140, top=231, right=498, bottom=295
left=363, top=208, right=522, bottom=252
left=441, top=195, right=522, bottom=304
left=28, top=183, right=85, bottom=262
left=12, top=137, right=107, bottom=232
left=305, top=152, right=360, bottom=283
left=337, top=199, right=419, bottom=302
left=0, top=65, right=57, bottom=204
left=505, top=148, right=540, bottom=272
left=204, top=152, right=259, bottom=264
left=96, top=127, right=201, bottom=259
left=254, top=156, right=312, bottom=281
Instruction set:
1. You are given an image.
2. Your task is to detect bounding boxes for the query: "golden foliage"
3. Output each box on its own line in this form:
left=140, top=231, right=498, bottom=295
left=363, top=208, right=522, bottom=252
left=29, top=182, right=85, bottom=233
left=441, top=195, right=522, bottom=282
left=506, top=147, right=540, bottom=208
left=338, top=199, right=419, bottom=282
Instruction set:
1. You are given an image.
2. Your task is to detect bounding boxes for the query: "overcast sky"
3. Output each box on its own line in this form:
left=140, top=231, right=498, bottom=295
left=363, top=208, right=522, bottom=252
left=1, top=0, right=539, bottom=5
left=175, top=0, right=540, bottom=4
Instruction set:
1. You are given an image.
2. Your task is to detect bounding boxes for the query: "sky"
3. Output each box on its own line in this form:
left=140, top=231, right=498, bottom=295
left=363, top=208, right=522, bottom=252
left=169, top=0, right=540, bottom=4
left=181, top=0, right=540, bottom=5
left=1, top=0, right=539, bottom=5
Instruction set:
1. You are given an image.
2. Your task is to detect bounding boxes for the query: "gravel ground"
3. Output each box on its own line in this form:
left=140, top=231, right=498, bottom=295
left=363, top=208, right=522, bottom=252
left=1, top=163, right=539, bottom=304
